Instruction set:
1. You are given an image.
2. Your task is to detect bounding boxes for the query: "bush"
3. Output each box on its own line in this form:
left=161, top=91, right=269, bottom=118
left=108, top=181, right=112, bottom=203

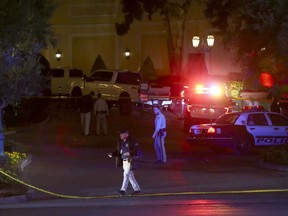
left=0, top=140, right=29, bottom=197
left=260, top=145, right=288, bottom=165
left=3, top=97, right=49, bottom=128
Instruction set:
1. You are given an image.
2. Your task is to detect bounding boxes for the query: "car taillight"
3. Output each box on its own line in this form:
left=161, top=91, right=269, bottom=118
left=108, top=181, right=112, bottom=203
left=207, top=127, right=216, bottom=134
left=187, top=104, right=192, bottom=112
left=224, top=107, right=230, bottom=113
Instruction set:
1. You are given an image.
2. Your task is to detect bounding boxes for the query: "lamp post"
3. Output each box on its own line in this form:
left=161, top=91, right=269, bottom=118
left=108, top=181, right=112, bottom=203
left=192, top=33, right=215, bottom=50
left=191, top=33, right=215, bottom=80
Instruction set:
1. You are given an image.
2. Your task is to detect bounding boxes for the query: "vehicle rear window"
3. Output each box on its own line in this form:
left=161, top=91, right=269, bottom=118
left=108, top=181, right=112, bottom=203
left=116, top=72, right=142, bottom=85
left=51, top=69, right=64, bottom=77
left=215, top=113, right=240, bottom=124
left=88, top=71, right=113, bottom=81
left=69, top=69, right=83, bottom=77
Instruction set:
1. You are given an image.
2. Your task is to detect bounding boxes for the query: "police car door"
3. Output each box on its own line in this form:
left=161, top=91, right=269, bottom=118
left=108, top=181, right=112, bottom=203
left=266, top=113, right=288, bottom=146
left=246, top=113, right=271, bottom=146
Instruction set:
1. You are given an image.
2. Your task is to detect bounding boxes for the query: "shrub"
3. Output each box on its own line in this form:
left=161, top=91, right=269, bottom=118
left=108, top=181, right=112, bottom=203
left=3, top=97, right=49, bottom=128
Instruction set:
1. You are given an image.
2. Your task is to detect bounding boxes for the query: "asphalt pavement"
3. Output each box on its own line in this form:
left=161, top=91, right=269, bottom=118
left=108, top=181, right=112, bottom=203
left=1, top=101, right=288, bottom=204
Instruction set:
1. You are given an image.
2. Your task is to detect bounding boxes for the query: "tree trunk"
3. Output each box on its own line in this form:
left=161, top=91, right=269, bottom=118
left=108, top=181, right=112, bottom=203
left=163, top=12, right=176, bottom=75
left=0, top=100, right=5, bottom=155
left=0, top=108, right=4, bottom=155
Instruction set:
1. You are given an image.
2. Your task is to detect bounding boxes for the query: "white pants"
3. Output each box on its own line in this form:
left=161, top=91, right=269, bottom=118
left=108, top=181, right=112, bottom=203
left=80, top=112, right=91, bottom=135
left=154, top=132, right=167, bottom=162
left=96, top=113, right=107, bottom=135
left=120, top=160, right=140, bottom=192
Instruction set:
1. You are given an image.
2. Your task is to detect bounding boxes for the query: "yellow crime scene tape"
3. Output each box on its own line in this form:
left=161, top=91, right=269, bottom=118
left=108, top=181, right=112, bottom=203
left=1, top=169, right=288, bottom=200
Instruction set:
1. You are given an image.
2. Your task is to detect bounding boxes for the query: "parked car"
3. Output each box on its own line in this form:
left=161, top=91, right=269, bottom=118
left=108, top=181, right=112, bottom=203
left=70, top=69, right=142, bottom=115
left=44, top=67, right=83, bottom=96
left=186, top=108, right=288, bottom=154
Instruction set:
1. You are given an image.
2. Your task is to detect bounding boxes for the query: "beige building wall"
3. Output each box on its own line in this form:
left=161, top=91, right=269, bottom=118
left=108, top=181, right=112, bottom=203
left=44, top=0, right=240, bottom=77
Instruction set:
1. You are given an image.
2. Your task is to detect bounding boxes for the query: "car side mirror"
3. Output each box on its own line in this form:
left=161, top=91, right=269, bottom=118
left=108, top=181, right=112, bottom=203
left=82, top=75, right=88, bottom=81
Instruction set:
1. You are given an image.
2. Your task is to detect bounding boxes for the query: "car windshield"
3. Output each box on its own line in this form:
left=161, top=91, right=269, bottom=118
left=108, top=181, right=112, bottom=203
left=215, top=113, right=240, bottom=124
left=116, top=72, right=142, bottom=85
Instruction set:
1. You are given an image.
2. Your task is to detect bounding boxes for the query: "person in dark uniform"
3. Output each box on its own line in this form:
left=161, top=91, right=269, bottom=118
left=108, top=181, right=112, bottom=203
left=108, top=129, right=141, bottom=196
left=270, top=96, right=281, bottom=113
left=78, top=91, right=94, bottom=135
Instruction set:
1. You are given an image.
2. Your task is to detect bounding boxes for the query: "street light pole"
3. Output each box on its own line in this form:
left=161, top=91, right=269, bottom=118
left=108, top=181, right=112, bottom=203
left=191, top=33, right=215, bottom=81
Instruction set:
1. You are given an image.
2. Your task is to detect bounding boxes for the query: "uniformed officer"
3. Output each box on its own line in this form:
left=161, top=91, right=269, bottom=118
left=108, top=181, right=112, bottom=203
left=152, top=105, right=167, bottom=163
left=93, top=93, right=109, bottom=135
left=108, top=129, right=141, bottom=196
left=79, top=91, right=94, bottom=135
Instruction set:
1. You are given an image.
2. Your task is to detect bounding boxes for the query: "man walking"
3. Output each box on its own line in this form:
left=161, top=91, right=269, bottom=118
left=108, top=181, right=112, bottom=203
left=79, top=91, right=94, bottom=135
left=108, top=129, right=141, bottom=196
left=93, top=93, right=109, bottom=135
left=152, top=105, right=167, bottom=163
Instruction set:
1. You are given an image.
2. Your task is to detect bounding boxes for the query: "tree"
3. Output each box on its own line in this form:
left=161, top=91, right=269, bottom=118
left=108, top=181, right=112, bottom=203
left=204, top=0, right=288, bottom=91
left=116, top=0, right=192, bottom=76
left=0, top=0, right=56, bottom=154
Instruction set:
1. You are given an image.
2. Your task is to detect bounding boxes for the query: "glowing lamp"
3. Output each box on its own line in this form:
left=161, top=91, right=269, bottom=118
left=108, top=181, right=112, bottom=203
left=195, top=84, right=205, bottom=94
left=259, top=72, right=274, bottom=88
left=207, top=34, right=215, bottom=47
left=192, top=35, right=200, bottom=48
left=55, top=49, right=62, bottom=61
left=207, top=127, right=216, bottom=134
left=124, top=48, right=131, bottom=59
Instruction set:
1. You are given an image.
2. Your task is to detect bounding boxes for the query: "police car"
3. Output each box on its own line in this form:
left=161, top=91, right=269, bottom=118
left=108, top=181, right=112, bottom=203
left=186, top=108, right=288, bottom=154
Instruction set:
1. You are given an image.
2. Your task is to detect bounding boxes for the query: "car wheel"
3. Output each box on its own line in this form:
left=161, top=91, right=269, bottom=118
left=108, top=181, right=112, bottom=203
left=232, top=136, right=252, bottom=154
left=119, top=93, right=132, bottom=115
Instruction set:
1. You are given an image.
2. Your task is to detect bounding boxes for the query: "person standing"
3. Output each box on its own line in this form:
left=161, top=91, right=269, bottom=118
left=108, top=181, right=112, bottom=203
left=152, top=105, right=167, bottom=163
left=270, top=96, right=281, bottom=113
left=79, top=91, right=94, bottom=135
left=93, top=93, right=109, bottom=135
left=108, top=129, right=141, bottom=196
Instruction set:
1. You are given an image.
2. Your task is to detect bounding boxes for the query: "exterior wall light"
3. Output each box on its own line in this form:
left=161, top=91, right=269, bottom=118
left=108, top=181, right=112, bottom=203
left=55, top=49, right=62, bottom=61
left=124, top=48, right=131, bottom=59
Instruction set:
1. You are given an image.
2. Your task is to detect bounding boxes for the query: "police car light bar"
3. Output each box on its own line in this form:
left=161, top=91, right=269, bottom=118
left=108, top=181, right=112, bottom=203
left=194, top=84, right=223, bottom=95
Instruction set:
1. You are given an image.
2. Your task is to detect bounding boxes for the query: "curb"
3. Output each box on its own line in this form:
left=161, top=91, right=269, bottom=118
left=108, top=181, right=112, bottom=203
left=258, top=160, right=288, bottom=172
left=2, top=130, right=16, bottom=136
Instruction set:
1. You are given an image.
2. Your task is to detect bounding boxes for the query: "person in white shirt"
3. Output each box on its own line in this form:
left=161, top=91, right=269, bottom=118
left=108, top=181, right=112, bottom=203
left=93, top=93, right=109, bottom=135
left=152, top=105, right=167, bottom=163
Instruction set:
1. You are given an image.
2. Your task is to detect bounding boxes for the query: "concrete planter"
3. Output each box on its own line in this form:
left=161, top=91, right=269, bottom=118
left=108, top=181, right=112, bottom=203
left=240, top=91, right=270, bottom=99
left=0, top=154, right=34, bottom=203
left=240, top=91, right=270, bottom=110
